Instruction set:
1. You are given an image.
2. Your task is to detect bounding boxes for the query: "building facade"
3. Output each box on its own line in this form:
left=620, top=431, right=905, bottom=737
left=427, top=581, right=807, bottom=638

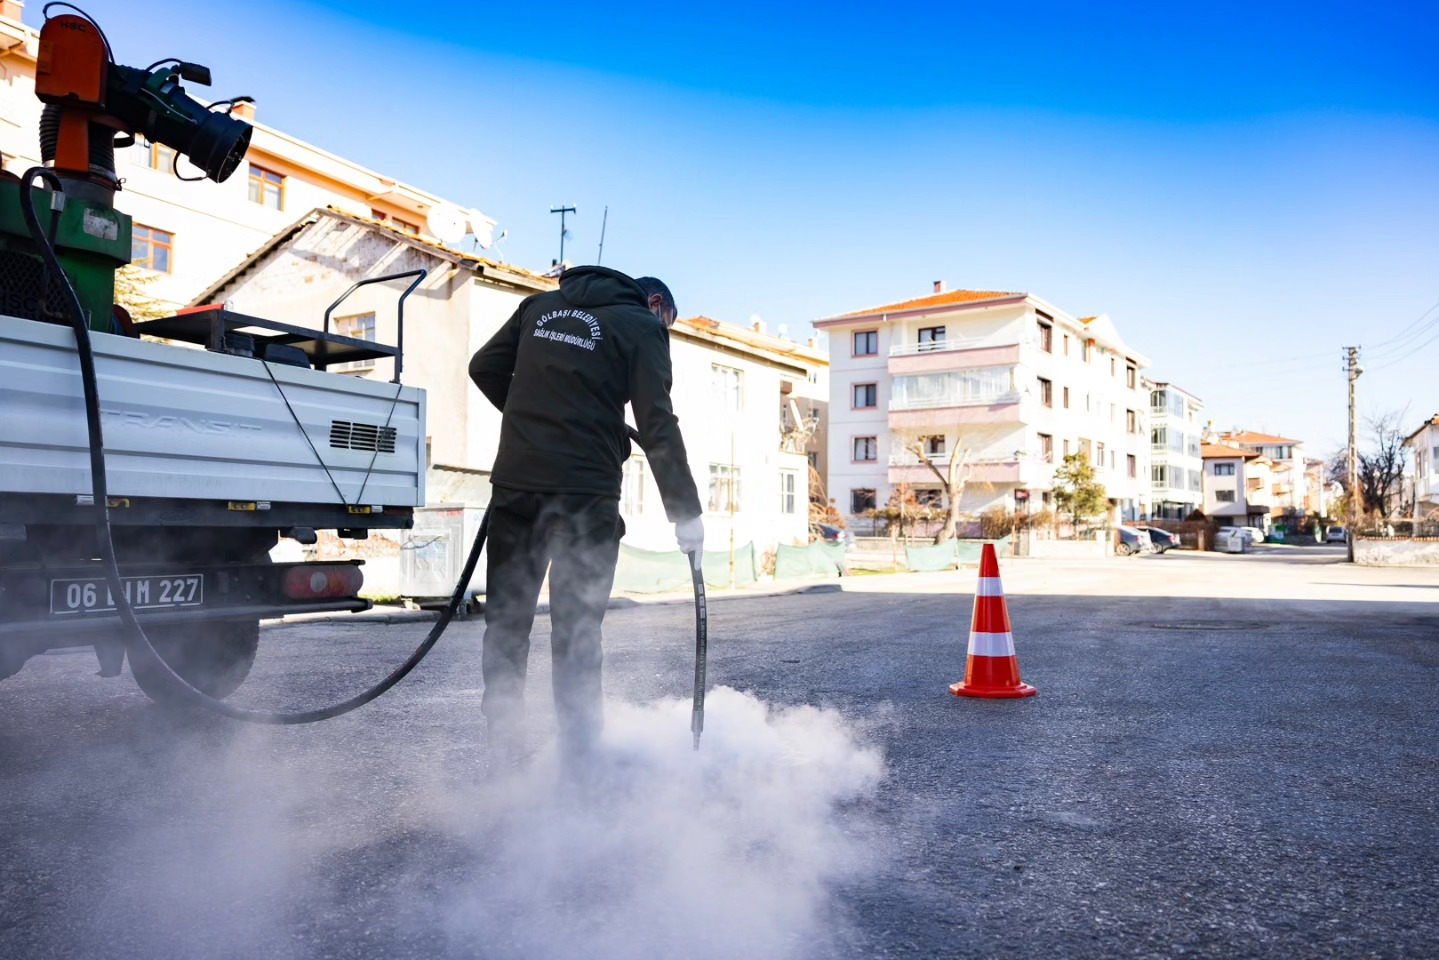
left=1146, top=382, right=1204, bottom=519
left=618, top=317, right=826, bottom=557
left=1201, top=442, right=1272, bottom=529
left=1215, top=430, right=1308, bottom=522
left=0, top=6, right=494, bottom=312
left=1404, top=414, right=1439, bottom=519
left=815, top=284, right=1152, bottom=526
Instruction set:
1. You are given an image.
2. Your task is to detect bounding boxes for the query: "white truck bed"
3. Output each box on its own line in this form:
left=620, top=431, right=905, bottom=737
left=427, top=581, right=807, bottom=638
left=0, top=314, right=425, bottom=507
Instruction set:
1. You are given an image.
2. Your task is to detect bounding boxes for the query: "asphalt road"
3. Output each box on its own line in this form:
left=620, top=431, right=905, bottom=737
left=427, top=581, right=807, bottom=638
left=2, top=548, right=1436, bottom=959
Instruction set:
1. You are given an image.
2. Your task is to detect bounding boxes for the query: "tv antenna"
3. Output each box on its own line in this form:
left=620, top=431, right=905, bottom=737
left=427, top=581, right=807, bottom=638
left=597, top=206, right=609, bottom=264
left=550, top=204, right=575, bottom=265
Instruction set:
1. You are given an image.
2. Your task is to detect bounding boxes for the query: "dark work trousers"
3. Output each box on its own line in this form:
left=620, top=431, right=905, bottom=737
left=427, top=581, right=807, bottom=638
left=482, top=487, right=624, bottom=754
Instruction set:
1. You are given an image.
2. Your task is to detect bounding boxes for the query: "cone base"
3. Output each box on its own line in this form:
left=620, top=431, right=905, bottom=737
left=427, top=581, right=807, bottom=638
left=949, top=681, right=1038, bottom=699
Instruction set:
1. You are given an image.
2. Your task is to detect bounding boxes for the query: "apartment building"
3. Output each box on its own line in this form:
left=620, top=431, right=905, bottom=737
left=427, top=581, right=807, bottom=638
left=0, top=7, right=494, bottom=311
left=1201, top=443, right=1272, bottom=529
left=1404, top=413, right=1439, bottom=519
left=619, top=317, right=826, bottom=556
left=816, top=284, right=1152, bottom=524
left=1216, top=430, right=1308, bottom=521
left=1146, top=382, right=1204, bottom=519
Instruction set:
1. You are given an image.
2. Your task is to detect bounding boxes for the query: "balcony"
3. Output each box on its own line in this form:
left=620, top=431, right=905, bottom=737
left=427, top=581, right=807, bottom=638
left=887, top=392, right=1022, bottom=430
left=886, top=451, right=1028, bottom=486
left=888, top=341, right=1024, bottom=376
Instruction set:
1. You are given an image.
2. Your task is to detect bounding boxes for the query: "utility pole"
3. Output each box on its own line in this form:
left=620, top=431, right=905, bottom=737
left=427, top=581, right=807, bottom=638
left=1345, top=345, right=1362, bottom=563
left=549, top=205, right=575, bottom=266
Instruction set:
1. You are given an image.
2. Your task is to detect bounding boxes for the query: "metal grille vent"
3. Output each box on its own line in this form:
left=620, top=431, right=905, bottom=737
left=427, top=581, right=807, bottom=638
left=329, top=420, right=397, bottom=453
left=0, top=249, right=71, bottom=324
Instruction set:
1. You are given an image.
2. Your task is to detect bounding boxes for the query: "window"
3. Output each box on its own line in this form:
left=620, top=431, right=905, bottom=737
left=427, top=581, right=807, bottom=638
left=850, top=488, right=877, bottom=514
left=1110, top=357, right=1117, bottom=377
left=1038, top=377, right=1053, bottom=407
left=1062, top=386, right=1070, bottom=409
left=1127, top=454, right=1136, bottom=478
left=708, top=464, right=741, bottom=512
left=780, top=470, right=798, bottom=514
left=130, top=224, right=173, bottom=273
left=1151, top=426, right=1166, bottom=449
left=1063, top=334, right=1070, bottom=356
left=1126, top=363, right=1137, bottom=389
left=1110, top=403, right=1117, bottom=423
left=853, top=330, right=878, bottom=356
left=1127, top=409, right=1138, bottom=433
left=333, top=312, right=376, bottom=372
left=917, top=326, right=945, bottom=351
left=1214, top=463, right=1236, bottom=476
left=1152, top=464, right=1169, bottom=486
left=140, top=137, right=176, bottom=172
left=1111, top=450, right=1117, bottom=470
left=1082, top=340, right=1092, bottom=363
left=393, top=218, right=420, bottom=236
left=1096, top=442, right=1105, bottom=465
left=853, top=436, right=877, bottom=462
left=370, top=208, right=388, bottom=221
left=922, top=435, right=946, bottom=457
left=711, top=364, right=744, bottom=413
left=1037, top=319, right=1053, bottom=353
left=247, top=164, right=284, bottom=210
left=623, top=458, right=647, bottom=515
left=1215, top=490, right=1236, bottom=502
left=852, top=382, right=877, bottom=408
left=1039, top=433, right=1054, bottom=463
left=1063, top=439, right=1071, bottom=457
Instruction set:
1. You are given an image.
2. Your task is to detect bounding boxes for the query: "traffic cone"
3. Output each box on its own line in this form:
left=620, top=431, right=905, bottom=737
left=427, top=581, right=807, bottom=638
left=950, top=543, right=1037, bottom=699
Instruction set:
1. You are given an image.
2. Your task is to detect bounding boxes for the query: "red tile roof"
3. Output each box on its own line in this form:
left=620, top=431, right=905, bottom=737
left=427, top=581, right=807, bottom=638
left=1202, top=443, right=1259, bottom=459
left=1221, top=430, right=1299, bottom=445
left=822, top=289, right=1022, bottom=321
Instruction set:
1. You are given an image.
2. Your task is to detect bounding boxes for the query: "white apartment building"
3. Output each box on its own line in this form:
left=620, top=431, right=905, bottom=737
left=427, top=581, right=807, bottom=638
left=619, top=318, right=826, bottom=557
left=0, top=7, right=494, bottom=312
left=816, top=284, right=1152, bottom=525
left=1404, top=413, right=1439, bottom=519
left=1216, top=430, right=1308, bottom=521
left=1201, top=442, right=1273, bottom=529
left=1146, top=382, right=1204, bottom=519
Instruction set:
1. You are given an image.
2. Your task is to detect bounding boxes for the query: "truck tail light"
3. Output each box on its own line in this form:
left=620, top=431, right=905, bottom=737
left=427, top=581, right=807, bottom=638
left=282, top=564, right=364, bottom=600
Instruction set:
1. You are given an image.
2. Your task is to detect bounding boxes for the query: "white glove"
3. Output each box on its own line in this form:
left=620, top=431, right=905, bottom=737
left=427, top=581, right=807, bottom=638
left=675, top=516, right=704, bottom=570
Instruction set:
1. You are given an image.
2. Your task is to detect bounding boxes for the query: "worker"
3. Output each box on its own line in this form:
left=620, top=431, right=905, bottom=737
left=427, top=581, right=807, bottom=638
left=469, top=266, right=704, bottom=761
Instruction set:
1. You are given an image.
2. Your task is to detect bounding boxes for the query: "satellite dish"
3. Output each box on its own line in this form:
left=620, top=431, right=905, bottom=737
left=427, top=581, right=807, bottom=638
left=426, top=204, right=467, bottom=245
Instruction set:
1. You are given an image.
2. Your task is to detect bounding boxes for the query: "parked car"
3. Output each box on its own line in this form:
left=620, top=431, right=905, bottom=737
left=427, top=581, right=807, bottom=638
left=1325, top=525, right=1347, bottom=543
left=1135, top=526, right=1178, bottom=553
left=1115, top=526, right=1153, bottom=557
left=814, top=523, right=855, bottom=549
left=1239, top=526, right=1267, bottom=546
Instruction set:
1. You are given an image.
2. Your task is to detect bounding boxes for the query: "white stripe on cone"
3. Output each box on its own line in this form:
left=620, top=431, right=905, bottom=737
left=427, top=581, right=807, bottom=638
left=975, top=577, right=1005, bottom=597
left=968, top=631, right=1016, bottom=657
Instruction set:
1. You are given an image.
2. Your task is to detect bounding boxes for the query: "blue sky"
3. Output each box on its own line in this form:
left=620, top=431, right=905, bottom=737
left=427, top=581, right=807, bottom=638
left=49, top=0, right=1439, bottom=455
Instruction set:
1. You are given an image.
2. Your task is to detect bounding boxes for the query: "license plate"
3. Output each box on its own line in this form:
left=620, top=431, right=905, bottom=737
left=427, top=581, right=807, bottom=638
left=49, top=574, right=204, bottom=617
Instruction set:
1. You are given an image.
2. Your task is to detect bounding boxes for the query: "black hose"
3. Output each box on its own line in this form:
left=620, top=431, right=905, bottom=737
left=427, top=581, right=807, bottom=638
left=18, top=168, right=484, bottom=724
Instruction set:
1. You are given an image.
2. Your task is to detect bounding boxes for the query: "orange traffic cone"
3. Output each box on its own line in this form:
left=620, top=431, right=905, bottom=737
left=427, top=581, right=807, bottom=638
left=950, top=543, right=1037, bottom=699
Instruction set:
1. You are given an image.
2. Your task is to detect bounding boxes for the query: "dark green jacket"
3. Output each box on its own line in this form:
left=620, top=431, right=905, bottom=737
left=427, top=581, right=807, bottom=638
left=469, top=266, right=702, bottom=522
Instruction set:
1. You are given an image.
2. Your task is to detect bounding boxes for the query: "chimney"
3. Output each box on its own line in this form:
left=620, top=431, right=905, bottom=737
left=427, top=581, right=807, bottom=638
left=232, top=98, right=257, bottom=122
left=0, top=2, right=23, bottom=23
left=933, top=280, right=945, bottom=294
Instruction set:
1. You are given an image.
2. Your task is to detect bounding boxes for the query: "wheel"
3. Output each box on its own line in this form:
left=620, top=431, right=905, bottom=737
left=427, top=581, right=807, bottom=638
left=1115, top=542, right=1134, bottom=557
left=129, top=618, right=260, bottom=702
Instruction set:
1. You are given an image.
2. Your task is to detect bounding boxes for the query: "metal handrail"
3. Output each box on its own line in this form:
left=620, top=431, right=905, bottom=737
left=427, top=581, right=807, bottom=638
left=323, top=269, right=428, bottom=383
left=889, top=391, right=1020, bottom=411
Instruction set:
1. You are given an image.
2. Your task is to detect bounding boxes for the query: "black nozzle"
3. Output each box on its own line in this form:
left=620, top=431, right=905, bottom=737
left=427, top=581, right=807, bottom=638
left=106, top=63, right=252, bottom=183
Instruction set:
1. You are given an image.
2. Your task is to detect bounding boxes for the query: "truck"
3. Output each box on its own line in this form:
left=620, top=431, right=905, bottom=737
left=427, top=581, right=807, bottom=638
left=0, top=11, right=427, bottom=704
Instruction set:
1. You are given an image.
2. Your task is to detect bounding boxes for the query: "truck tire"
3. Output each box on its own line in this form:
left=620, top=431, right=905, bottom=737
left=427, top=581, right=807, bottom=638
left=129, top=619, right=260, bottom=702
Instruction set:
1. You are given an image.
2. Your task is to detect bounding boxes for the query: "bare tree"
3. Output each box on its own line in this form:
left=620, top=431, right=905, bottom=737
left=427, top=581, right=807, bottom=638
left=1358, top=409, right=1409, bottom=519
left=907, top=439, right=973, bottom=544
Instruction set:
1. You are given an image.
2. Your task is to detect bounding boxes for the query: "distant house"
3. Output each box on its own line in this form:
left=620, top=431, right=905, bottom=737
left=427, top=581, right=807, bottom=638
left=1217, top=430, right=1308, bottom=521
left=1404, top=413, right=1439, bottom=519
left=1146, top=382, right=1204, bottom=519
left=1201, top=443, right=1272, bottom=529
